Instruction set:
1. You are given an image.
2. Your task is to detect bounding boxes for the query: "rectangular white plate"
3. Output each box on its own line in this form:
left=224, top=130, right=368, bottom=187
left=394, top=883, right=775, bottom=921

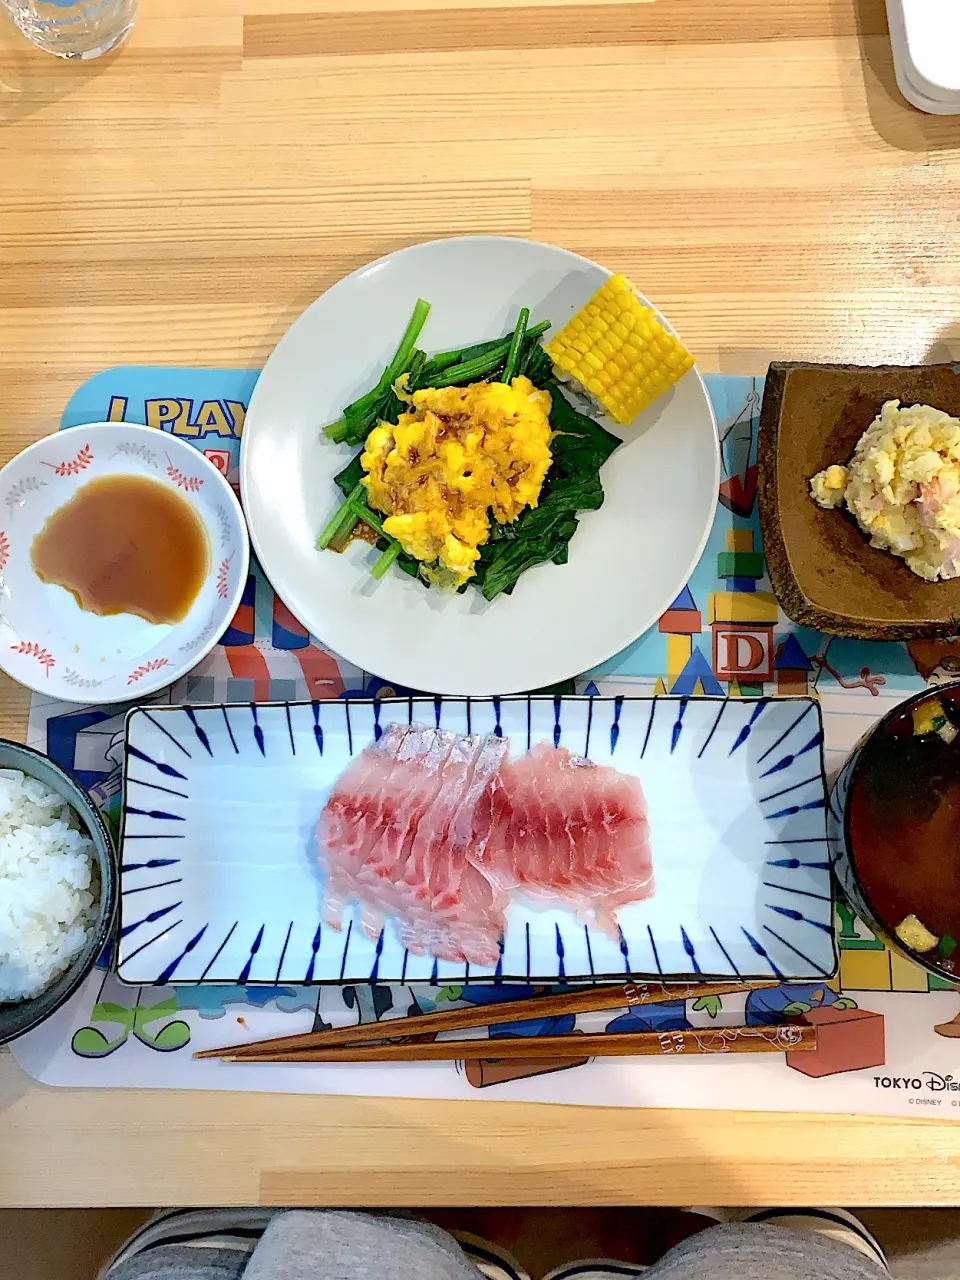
left=117, top=696, right=835, bottom=985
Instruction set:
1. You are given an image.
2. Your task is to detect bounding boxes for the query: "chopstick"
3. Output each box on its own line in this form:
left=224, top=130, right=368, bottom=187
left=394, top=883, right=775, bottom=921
left=195, top=980, right=777, bottom=1061
left=212, top=1024, right=816, bottom=1063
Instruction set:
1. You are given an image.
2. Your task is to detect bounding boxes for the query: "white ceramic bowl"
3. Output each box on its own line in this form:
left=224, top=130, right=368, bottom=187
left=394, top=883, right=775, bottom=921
left=0, top=422, right=249, bottom=703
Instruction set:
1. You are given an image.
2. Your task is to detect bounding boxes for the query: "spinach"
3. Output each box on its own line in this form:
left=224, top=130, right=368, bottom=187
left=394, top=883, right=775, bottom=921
left=415, top=321, right=551, bottom=389
left=334, top=452, right=365, bottom=498
left=516, top=333, right=554, bottom=385
left=474, top=382, right=620, bottom=600
left=323, top=300, right=431, bottom=446
left=322, top=309, right=622, bottom=599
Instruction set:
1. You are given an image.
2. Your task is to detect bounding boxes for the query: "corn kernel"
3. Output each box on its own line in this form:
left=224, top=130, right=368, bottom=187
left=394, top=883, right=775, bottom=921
left=544, top=274, right=694, bottom=425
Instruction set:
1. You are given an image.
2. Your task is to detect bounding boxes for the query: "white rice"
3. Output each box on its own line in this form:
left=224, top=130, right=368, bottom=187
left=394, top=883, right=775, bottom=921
left=0, top=769, right=99, bottom=1002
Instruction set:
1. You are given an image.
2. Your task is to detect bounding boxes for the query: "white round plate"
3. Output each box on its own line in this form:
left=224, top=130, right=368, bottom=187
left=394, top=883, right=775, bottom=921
left=241, top=236, right=719, bottom=695
left=0, top=423, right=249, bottom=703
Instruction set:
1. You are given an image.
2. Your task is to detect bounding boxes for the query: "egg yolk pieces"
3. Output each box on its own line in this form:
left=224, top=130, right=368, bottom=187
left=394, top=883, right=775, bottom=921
left=360, top=376, right=553, bottom=585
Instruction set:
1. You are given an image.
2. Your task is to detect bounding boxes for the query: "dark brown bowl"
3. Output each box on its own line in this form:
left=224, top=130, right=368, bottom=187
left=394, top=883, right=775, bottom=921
left=758, top=361, right=960, bottom=640
left=828, top=682, right=960, bottom=986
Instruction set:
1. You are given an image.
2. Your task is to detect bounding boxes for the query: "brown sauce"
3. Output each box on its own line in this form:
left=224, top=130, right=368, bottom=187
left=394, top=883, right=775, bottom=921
left=848, top=697, right=960, bottom=946
left=31, top=475, right=210, bottom=625
left=335, top=521, right=379, bottom=551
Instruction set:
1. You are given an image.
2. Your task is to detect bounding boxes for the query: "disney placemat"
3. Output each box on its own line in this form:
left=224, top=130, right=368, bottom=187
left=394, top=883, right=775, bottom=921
left=9, top=367, right=960, bottom=1117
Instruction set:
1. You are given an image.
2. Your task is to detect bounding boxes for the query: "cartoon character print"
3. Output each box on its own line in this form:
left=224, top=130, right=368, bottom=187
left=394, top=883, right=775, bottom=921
left=745, top=983, right=856, bottom=1025
left=71, top=969, right=192, bottom=1058
left=907, top=638, right=960, bottom=687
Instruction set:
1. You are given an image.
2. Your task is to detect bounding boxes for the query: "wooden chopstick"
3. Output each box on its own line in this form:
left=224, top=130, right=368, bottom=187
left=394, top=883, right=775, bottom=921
left=194, top=980, right=777, bottom=1061
left=214, top=1024, right=816, bottom=1063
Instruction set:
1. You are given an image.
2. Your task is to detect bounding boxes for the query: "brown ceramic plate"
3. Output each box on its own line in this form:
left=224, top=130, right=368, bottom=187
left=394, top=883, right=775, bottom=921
left=758, top=361, right=960, bottom=640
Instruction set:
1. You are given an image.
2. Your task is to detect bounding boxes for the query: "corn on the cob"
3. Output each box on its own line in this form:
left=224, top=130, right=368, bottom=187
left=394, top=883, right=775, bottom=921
left=544, top=274, right=694, bottom=425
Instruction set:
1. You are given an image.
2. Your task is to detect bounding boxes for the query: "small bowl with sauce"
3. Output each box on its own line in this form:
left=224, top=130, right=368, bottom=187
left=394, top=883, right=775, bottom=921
left=0, top=423, right=248, bottom=702
left=828, top=683, right=960, bottom=984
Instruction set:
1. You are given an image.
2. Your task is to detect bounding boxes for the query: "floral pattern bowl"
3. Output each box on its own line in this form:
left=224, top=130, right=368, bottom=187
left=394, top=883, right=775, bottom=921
left=0, top=422, right=248, bottom=703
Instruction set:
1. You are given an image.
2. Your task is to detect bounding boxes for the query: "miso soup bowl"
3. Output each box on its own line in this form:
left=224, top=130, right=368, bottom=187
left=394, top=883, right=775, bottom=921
left=828, top=680, right=960, bottom=985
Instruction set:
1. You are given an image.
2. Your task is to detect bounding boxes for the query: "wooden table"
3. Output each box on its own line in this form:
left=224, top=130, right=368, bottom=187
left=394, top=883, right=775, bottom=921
left=2, top=0, right=960, bottom=1207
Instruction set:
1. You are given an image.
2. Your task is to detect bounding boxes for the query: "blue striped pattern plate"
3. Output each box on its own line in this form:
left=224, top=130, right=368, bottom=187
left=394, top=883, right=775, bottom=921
left=117, top=696, right=835, bottom=985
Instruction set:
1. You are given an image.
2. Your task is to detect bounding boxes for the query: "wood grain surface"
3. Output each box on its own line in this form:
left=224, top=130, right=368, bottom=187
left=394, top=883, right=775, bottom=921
left=2, top=0, right=960, bottom=1207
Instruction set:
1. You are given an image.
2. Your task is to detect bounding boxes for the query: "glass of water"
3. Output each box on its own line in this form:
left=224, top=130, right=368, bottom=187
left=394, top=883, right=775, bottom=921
left=2, top=0, right=137, bottom=59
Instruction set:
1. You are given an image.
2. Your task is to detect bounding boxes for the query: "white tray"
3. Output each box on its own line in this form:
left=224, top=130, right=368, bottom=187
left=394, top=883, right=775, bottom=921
left=117, top=696, right=835, bottom=986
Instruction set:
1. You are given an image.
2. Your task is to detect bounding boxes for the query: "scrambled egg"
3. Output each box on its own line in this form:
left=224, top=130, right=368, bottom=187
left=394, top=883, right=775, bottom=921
left=360, top=376, right=553, bottom=586
left=810, top=400, right=960, bottom=582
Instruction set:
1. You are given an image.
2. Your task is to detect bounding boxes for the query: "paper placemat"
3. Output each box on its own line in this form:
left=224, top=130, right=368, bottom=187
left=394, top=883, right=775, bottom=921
left=9, top=367, right=960, bottom=1119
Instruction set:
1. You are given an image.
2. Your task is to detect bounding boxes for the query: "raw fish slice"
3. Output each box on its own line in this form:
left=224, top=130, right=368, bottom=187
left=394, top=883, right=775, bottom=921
left=403, top=734, right=483, bottom=898
left=357, top=727, right=456, bottom=886
left=554, top=758, right=625, bottom=892
left=320, top=723, right=409, bottom=863
left=442, top=736, right=512, bottom=922
left=318, top=724, right=410, bottom=926
left=589, top=767, right=650, bottom=893
left=354, top=724, right=421, bottom=858
left=437, top=734, right=509, bottom=897
left=472, top=774, right=520, bottom=902
left=320, top=722, right=429, bottom=926
left=396, top=733, right=506, bottom=962
left=318, top=723, right=507, bottom=968
left=468, top=743, right=653, bottom=934
left=399, top=854, right=501, bottom=967
left=398, top=733, right=507, bottom=965
left=526, top=748, right=649, bottom=896
left=591, top=769, right=647, bottom=888
left=447, top=733, right=510, bottom=848
left=345, top=726, right=443, bottom=885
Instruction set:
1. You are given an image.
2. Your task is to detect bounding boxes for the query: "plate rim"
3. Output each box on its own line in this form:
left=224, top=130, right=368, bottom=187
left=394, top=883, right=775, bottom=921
left=115, top=692, right=836, bottom=986
left=239, top=234, right=720, bottom=696
left=0, top=421, right=251, bottom=704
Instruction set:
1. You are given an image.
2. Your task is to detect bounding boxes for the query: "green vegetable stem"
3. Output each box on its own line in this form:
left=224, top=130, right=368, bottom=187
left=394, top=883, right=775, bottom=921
left=416, top=319, right=549, bottom=389
left=316, top=481, right=365, bottom=550
left=500, top=308, right=529, bottom=384
left=322, top=298, right=431, bottom=445
left=316, top=475, right=407, bottom=583
left=371, top=542, right=402, bottom=580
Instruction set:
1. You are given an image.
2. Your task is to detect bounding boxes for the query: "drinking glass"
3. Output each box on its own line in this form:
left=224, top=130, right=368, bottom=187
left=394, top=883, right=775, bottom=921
left=1, top=0, right=136, bottom=59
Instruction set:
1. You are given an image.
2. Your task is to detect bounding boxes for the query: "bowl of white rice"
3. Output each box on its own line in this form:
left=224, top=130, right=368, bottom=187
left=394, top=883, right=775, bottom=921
left=0, top=739, right=116, bottom=1045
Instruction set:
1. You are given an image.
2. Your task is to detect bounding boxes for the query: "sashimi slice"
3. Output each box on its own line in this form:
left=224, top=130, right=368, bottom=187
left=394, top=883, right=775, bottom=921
left=333, top=726, right=455, bottom=940
left=401, top=733, right=480, bottom=898
left=322, top=723, right=409, bottom=850
left=468, top=743, right=653, bottom=934
left=318, top=723, right=410, bottom=928
left=396, top=855, right=501, bottom=968
left=437, top=733, right=510, bottom=892
left=399, top=732, right=508, bottom=966
left=317, top=724, right=507, bottom=967
left=357, top=726, right=457, bottom=888
left=319, top=725, right=655, bottom=968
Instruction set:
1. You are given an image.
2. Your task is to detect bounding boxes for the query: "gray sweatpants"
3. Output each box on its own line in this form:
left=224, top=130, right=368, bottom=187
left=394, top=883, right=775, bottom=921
left=103, top=1209, right=887, bottom=1280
